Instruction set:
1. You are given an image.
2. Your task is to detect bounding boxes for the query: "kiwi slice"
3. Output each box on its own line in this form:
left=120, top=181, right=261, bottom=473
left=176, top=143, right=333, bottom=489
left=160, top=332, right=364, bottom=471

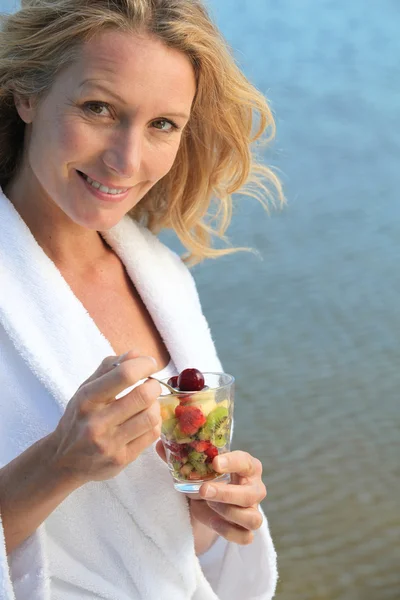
left=213, top=429, right=228, bottom=448
left=171, top=459, right=182, bottom=474
left=188, top=450, right=207, bottom=465
left=198, top=406, right=229, bottom=447
left=161, top=417, right=178, bottom=439
left=188, top=461, right=208, bottom=477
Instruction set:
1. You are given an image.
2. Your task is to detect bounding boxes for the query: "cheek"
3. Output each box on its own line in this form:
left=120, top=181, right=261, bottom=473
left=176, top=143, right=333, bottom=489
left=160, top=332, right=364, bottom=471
left=57, top=119, right=92, bottom=158
left=148, top=141, right=181, bottom=181
left=29, top=117, right=88, bottom=176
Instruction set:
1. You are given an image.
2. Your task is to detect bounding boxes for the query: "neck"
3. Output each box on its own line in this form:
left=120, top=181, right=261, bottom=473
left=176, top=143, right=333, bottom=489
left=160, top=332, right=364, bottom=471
left=4, top=172, right=110, bottom=272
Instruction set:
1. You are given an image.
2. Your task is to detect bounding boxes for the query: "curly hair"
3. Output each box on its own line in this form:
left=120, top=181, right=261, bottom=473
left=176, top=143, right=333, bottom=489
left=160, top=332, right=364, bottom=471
left=0, top=0, right=283, bottom=263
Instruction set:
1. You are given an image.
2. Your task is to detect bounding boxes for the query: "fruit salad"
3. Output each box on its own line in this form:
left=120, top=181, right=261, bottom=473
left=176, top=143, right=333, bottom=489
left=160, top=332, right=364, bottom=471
left=160, top=368, right=232, bottom=483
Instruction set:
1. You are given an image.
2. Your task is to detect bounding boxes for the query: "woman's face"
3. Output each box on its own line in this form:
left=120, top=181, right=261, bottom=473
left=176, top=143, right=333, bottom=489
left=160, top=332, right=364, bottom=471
left=14, top=30, right=197, bottom=230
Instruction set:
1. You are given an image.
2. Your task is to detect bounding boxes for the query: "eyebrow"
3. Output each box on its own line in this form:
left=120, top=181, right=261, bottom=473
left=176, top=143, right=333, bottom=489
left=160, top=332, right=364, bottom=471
left=78, top=79, right=191, bottom=120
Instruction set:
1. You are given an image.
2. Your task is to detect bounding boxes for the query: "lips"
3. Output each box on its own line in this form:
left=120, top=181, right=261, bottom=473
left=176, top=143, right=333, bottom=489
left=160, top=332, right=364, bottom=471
left=77, top=170, right=130, bottom=195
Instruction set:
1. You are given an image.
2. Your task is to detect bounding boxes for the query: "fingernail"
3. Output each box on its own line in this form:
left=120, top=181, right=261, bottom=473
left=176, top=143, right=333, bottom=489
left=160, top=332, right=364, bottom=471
left=217, top=457, right=228, bottom=470
left=205, top=485, right=217, bottom=499
left=112, top=353, right=126, bottom=367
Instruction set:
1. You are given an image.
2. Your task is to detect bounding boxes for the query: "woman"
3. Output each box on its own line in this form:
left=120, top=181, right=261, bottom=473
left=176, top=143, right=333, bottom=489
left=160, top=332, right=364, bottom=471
left=0, top=0, right=283, bottom=598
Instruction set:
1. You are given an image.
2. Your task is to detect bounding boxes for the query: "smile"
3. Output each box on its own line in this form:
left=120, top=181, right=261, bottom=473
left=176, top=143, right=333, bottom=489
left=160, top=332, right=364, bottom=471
left=78, top=171, right=129, bottom=195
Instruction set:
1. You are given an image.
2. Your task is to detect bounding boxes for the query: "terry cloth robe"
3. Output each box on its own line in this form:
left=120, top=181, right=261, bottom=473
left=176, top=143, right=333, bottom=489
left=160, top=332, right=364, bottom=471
left=0, top=188, right=277, bottom=600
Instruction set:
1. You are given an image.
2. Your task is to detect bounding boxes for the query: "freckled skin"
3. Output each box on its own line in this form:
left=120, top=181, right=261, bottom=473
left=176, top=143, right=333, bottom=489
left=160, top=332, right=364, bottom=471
left=9, top=30, right=196, bottom=232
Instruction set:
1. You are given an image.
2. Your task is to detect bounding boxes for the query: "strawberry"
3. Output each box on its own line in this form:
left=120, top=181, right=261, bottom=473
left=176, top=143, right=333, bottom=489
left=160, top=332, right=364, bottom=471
left=166, top=441, right=189, bottom=457
left=178, top=394, right=193, bottom=405
left=188, top=470, right=215, bottom=481
left=188, top=470, right=202, bottom=480
left=205, top=444, right=219, bottom=462
left=175, top=405, right=206, bottom=435
left=175, top=404, right=185, bottom=418
left=190, top=440, right=211, bottom=452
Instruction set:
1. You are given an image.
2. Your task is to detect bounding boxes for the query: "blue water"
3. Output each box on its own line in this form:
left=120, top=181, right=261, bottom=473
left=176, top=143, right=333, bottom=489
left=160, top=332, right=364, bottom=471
left=189, top=3, right=400, bottom=598
left=1, top=1, right=399, bottom=598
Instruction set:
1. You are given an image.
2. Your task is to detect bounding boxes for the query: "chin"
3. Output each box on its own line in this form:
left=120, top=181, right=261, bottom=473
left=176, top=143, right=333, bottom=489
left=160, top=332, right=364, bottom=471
left=88, top=214, right=128, bottom=232
left=66, top=205, right=128, bottom=232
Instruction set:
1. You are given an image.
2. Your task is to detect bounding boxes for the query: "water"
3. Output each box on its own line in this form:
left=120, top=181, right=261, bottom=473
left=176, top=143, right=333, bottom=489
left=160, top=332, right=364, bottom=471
left=2, top=1, right=399, bottom=598
left=191, top=2, right=399, bottom=599
left=169, top=2, right=400, bottom=598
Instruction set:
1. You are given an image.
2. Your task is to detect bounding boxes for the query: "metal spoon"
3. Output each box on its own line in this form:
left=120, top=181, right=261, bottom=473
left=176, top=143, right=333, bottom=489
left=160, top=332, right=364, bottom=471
left=148, top=377, right=209, bottom=395
left=148, top=376, right=179, bottom=394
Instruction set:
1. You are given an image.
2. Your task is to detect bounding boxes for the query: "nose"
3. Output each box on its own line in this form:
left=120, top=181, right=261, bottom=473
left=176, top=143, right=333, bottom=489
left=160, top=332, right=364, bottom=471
left=102, top=126, right=142, bottom=178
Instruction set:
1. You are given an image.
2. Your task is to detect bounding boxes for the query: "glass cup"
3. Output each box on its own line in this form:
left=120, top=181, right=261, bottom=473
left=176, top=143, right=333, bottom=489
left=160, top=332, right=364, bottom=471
left=159, top=372, right=235, bottom=493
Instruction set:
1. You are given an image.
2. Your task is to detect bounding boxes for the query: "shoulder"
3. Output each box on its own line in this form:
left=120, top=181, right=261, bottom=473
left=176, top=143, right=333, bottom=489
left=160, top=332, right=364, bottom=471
left=103, top=216, right=200, bottom=297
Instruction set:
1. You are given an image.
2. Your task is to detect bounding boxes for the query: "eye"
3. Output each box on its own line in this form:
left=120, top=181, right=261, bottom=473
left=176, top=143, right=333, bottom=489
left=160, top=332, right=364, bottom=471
left=152, top=119, right=179, bottom=133
left=83, top=101, right=112, bottom=117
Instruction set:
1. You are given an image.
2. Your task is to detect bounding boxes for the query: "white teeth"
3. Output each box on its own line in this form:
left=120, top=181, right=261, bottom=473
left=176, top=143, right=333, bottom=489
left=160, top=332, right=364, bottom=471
left=82, top=173, right=128, bottom=195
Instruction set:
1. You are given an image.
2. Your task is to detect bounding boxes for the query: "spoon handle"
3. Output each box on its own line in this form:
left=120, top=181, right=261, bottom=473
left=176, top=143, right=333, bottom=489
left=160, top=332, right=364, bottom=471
left=148, top=376, right=177, bottom=394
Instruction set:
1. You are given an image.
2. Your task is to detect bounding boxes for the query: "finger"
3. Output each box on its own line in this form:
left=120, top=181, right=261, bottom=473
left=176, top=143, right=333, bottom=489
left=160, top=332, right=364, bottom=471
left=213, top=451, right=263, bottom=479
left=189, top=496, right=222, bottom=526
left=78, top=355, right=159, bottom=410
left=116, top=400, right=161, bottom=444
left=190, top=499, right=255, bottom=545
left=155, top=439, right=167, bottom=463
left=79, top=349, right=140, bottom=388
left=199, top=480, right=266, bottom=507
left=102, top=379, right=161, bottom=426
left=207, top=502, right=263, bottom=531
left=110, top=349, right=140, bottom=368
left=125, top=424, right=162, bottom=463
left=209, top=517, right=255, bottom=546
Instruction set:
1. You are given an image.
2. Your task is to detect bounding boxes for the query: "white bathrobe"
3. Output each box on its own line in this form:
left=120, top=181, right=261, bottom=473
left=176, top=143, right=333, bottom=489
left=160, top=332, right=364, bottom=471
left=0, top=188, right=277, bottom=600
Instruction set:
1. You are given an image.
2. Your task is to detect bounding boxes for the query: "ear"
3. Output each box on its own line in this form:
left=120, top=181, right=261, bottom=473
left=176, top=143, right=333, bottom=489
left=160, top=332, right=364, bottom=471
left=13, top=93, right=37, bottom=124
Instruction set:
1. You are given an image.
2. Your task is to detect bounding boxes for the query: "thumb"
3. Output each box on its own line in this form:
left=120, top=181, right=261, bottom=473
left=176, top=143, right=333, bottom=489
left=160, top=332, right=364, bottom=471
left=155, top=439, right=167, bottom=463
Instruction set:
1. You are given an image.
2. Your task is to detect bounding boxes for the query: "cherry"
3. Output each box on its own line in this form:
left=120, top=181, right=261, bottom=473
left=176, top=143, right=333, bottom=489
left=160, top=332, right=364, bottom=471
left=167, top=375, right=179, bottom=389
left=178, top=368, right=205, bottom=392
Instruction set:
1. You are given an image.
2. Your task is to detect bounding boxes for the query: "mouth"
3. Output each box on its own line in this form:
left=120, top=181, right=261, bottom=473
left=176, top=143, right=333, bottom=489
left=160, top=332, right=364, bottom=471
left=77, top=170, right=130, bottom=196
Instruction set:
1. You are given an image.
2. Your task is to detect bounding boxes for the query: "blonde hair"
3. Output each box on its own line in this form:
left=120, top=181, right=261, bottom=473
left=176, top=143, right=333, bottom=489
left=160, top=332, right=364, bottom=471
left=0, top=0, right=283, bottom=263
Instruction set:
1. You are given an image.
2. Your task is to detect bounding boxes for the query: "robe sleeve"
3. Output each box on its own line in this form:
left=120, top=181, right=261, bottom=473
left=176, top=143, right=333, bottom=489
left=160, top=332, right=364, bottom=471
left=198, top=506, right=278, bottom=599
left=0, top=512, right=48, bottom=600
left=0, top=512, right=15, bottom=600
